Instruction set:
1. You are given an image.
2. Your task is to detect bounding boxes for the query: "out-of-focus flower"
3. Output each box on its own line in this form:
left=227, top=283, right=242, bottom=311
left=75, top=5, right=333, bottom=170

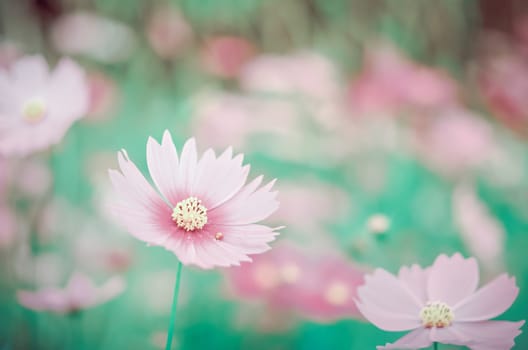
left=201, top=36, right=255, bottom=78
left=192, top=90, right=299, bottom=150
left=146, top=5, right=192, bottom=61
left=0, top=55, right=88, bottom=156
left=0, top=41, right=21, bottom=69
left=414, top=108, right=494, bottom=177
left=51, top=12, right=136, bottom=63
left=453, top=183, right=505, bottom=274
left=349, top=45, right=457, bottom=115
left=240, top=51, right=340, bottom=102
left=294, top=255, right=365, bottom=322
left=17, top=272, right=125, bottom=314
left=226, top=244, right=307, bottom=304
left=84, top=71, right=120, bottom=122
left=109, top=131, right=280, bottom=269
left=227, top=244, right=366, bottom=323
left=478, top=51, right=528, bottom=137
left=356, top=253, right=524, bottom=349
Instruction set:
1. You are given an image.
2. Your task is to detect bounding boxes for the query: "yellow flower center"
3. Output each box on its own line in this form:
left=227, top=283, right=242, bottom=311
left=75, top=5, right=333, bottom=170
left=171, top=197, right=207, bottom=231
left=419, top=301, right=454, bottom=328
left=22, top=98, right=47, bottom=123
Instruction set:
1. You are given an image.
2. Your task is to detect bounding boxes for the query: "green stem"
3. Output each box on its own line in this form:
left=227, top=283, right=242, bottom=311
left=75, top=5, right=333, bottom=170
left=433, top=342, right=439, bottom=350
left=165, top=261, right=183, bottom=350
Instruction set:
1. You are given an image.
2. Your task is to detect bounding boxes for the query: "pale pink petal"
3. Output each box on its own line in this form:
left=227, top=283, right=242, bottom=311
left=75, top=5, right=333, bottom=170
left=453, top=321, right=524, bottom=350
left=376, top=328, right=431, bottom=349
left=208, top=223, right=278, bottom=254
left=398, top=264, right=428, bottom=304
left=427, top=253, right=479, bottom=306
left=356, top=300, right=421, bottom=332
left=10, top=55, right=50, bottom=97
left=109, top=150, right=171, bottom=245
left=358, top=269, right=423, bottom=318
left=66, top=272, right=98, bottom=309
left=178, top=138, right=198, bottom=194
left=46, top=58, right=88, bottom=121
left=429, top=327, right=470, bottom=346
left=146, top=131, right=181, bottom=205
left=453, top=274, right=519, bottom=321
left=17, top=289, right=69, bottom=313
left=192, top=146, right=250, bottom=209
left=210, top=177, right=279, bottom=225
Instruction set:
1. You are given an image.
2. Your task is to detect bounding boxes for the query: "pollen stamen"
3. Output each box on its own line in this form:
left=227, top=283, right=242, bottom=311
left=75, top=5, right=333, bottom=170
left=172, top=197, right=208, bottom=231
left=419, top=301, right=454, bottom=328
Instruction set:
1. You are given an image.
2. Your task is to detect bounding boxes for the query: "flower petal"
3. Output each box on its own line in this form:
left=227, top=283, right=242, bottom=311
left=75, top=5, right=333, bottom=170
left=17, top=289, right=69, bottom=313
left=356, top=300, right=422, bottom=331
left=109, top=150, right=171, bottom=245
left=453, top=321, right=524, bottom=350
left=178, top=137, right=198, bottom=194
left=210, top=176, right=279, bottom=225
left=376, top=328, right=431, bottom=349
left=358, top=269, right=423, bottom=316
left=453, top=274, right=519, bottom=321
left=398, top=264, right=429, bottom=304
left=146, top=131, right=181, bottom=205
left=46, top=58, right=88, bottom=120
left=10, top=55, right=50, bottom=98
left=427, top=253, right=479, bottom=305
left=192, top=146, right=250, bottom=209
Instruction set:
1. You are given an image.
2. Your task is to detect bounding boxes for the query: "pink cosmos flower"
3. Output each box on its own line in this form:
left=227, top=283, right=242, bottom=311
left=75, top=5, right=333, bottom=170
left=453, top=183, right=505, bottom=274
left=356, top=253, right=524, bottom=349
left=227, top=243, right=365, bottom=323
left=201, top=36, right=255, bottom=78
left=51, top=12, right=136, bottom=64
left=414, top=108, right=494, bottom=177
left=17, top=272, right=125, bottom=314
left=294, top=255, right=365, bottom=323
left=108, top=131, right=280, bottom=269
left=349, top=45, right=457, bottom=115
left=0, top=55, right=88, bottom=156
left=146, top=5, right=192, bottom=61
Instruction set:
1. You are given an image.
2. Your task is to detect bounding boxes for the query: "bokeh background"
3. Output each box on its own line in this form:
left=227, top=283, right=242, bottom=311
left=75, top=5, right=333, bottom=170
left=1, top=0, right=528, bottom=349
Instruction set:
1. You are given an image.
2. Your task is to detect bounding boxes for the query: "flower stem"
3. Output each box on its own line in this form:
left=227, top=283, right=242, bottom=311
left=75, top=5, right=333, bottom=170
left=433, top=342, right=439, bottom=350
left=165, top=261, right=183, bottom=350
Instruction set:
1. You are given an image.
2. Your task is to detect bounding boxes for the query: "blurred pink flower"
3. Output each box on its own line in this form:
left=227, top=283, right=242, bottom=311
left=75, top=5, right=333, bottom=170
left=478, top=52, right=528, bottom=137
left=17, top=272, right=125, bottom=314
left=146, top=6, right=192, bottom=60
left=226, top=244, right=307, bottom=304
left=192, top=90, right=299, bottom=150
left=109, top=131, right=280, bottom=269
left=453, top=183, right=505, bottom=274
left=0, top=55, right=88, bottom=156
left=349, top=46, right=457, bottom=115
left=294, top=255, right=365, bottom=322
left=227, top=244, right=366, bottom=323
left=84, top=71, right=120, bottom=122
left=356, top=253, right=524, bottom=349
left=201, top=36, right=255, bottom=78
left=414, top=108, right=494, bottom=177
left=0, top=41, right=21, bottom=69
left=51, top=12, right=136, bottom=64
left=240, top=51, right=341, bottom=103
